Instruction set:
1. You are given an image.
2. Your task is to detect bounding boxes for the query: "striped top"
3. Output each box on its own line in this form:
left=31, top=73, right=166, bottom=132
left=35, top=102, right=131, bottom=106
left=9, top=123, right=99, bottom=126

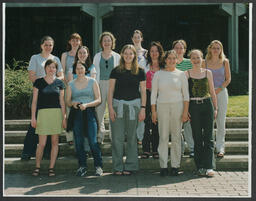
left=176, top=58, right=192, bottom=71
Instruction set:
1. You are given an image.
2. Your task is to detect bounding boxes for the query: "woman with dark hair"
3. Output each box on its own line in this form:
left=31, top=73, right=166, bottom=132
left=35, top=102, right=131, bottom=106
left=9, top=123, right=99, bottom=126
left=31, top=59, right=66, bottom=177
left=21, top=36, right=63, bottom=161
left=141, top=41, right=164, bottom=159
left=186, top=49, right=217, bottom=177
left=108, top=44, right=146, bottom=175
left=172, top=39, right=194, bottom=158
left=93, top=32, right=121, bottom=144
left=151, top=50, right=189, bottom=176
left=61, top=33, right=82, bottom=146
left=203, top=40, right=231, bottom=158
left=66, top=61, right=103, bottom=177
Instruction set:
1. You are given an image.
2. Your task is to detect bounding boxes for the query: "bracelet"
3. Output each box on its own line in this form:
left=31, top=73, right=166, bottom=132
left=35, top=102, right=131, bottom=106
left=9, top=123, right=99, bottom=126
left=141, top=106, right=146, bottom=108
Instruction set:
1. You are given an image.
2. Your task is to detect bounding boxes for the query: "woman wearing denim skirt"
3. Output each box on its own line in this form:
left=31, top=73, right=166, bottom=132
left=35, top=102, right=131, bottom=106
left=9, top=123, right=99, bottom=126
left=185, top=49, right=218, bottom=177
left=203, top=40, right=231, bottom=158
left=108, top=44, right=146, bottom=176
left=31, top=59, right=66, bottom=177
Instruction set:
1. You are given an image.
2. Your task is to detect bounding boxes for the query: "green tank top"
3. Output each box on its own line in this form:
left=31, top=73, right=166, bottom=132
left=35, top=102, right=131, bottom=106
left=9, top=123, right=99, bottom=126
left=188, top=70, right=210, bottom=98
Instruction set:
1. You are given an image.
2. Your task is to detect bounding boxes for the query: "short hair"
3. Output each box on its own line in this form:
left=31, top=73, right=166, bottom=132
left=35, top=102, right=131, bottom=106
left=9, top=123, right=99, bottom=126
left=133, top=30, right=143, bottom=38
left=44, top=59, right=58, bottom=75
left=163, top=49, right=178, bottom=63
left=172, top=39, right=187, bottom=50
left=99, top=31, right=116, bottom=50
left=66, top=33, right=83, bottom=51
left=40, top=36, right=54, bottom=46
left=205, top=40, right=226, bottom=62
left=187, top=49, right=204, bottom=58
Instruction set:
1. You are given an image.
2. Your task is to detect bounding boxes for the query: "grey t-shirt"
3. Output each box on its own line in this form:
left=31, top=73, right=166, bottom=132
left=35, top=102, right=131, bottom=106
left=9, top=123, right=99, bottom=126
left=28, top=53, right=63, bottom=78
left=99, top=55, right=114, bottom=80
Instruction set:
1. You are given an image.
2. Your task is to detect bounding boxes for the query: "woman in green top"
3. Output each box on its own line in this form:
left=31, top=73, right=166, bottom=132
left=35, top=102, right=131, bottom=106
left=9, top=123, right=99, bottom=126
left=185, top=49, right=217, bottom=177
left=172, top=39, right=194, bottom=157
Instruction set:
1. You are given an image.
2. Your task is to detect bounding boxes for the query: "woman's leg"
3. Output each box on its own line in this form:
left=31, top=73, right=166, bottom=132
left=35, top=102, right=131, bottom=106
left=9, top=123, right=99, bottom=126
left=49, top=134, right=59, bottom=169
left=35, top=135, right=47, bottom=168
left=216, top=88, right=228, bottom=154
left=157, top=103, right=171, bottom=169
left=124, top=105, right=139, bottom=171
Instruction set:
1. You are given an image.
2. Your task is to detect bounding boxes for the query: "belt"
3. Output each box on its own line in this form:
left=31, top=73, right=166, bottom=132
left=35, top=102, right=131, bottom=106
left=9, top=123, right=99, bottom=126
left=190, top=97, right=211, bottom=104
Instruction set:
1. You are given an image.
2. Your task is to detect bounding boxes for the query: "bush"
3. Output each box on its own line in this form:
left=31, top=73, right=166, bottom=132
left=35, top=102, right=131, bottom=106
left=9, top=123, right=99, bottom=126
left=5, top=59, right=32, bottom=119
left=227, top=71, right=248, bottom=96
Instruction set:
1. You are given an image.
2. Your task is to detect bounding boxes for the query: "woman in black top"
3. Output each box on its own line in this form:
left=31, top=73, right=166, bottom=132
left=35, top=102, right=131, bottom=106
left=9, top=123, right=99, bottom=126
left=31, top=59, right=66, bottom=177
left=108, top=44, right=146, bottom=175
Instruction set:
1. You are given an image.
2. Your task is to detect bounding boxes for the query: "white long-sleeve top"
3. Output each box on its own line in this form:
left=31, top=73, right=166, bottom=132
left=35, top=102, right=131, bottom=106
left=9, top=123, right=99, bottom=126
left=151, top=69, right=189, bottom=105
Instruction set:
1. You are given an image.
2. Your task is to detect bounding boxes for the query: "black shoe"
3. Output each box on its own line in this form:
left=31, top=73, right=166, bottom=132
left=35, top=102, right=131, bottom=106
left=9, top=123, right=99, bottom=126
left=160, top=168, right=168, bottom=176
left=21, top=154, right=31, bottom=161
left=170, top=168, right=181, bottom=176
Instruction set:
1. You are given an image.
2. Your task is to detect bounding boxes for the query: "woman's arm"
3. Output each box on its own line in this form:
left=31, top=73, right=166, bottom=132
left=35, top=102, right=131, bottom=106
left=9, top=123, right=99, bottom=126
left=222, top=59, right=231, bottom=88
left=151, top=73, right=158, bottom=124
left=79, top=80, right=101, bottom=110
left=138, top=80, right=146, bottom=122
left=31, top=87, right=38, bottom=128
left=181, top=72, right=190, bottom=122
left=107, top=78, right=116, bottom=122
left=59, top=89, right=67, bottom=129
left=207, top=69, right=218, bottom=118
left=65, top=84, right=80, bottom=109
left=61, top=52, right=67, bottom=81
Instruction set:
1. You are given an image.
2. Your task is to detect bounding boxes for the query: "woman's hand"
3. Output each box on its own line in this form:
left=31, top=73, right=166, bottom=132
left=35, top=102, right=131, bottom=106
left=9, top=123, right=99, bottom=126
left=72, top=102, right=81, bottom=109
left=62, top=118, right=67, bottom=129
left=214, top=109, right=218, bottom=119
left=152, top=111, right=157, bottom=124
left=138, top=108, right=145, bottom=122
left=181, top=112, right=189, bottom=123
left=215, top=88, right=222, bottom=95
left=109, top=107, right=116, bottom=122
left=31, top=117, right=37, bottom=128
left=79, top=103, right=87, bottom=111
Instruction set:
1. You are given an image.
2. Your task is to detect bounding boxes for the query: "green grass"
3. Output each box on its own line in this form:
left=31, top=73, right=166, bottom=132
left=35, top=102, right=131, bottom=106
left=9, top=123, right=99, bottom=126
left=227, top=95, right=249, bottom=117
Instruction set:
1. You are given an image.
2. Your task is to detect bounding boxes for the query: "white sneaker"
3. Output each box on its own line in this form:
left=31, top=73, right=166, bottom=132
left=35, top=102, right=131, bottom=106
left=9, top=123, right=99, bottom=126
left=95, top=166, right=103, bottom=176
left=206, top=169, right=215, bottom=177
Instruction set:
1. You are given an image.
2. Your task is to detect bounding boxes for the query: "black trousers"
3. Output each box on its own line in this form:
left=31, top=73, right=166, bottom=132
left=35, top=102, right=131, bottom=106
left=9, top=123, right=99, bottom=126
left=142, top=90, right=159, bottom=153
left=189, top=98, right=215, bottom=170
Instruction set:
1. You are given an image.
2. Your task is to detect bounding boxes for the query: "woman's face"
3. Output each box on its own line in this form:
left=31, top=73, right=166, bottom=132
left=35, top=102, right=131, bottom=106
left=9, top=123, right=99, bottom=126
left=75, top=63, right=86, bottom=76
left=190, top=51, right=202, bottom=67
left=69, top=38, right=81, bottom=49
left=173, top=42, right=185, bottom=57
left=45, top=63, right=57, bottom=76
left=123, top=48, right=135, bottom=65
left=41, top=40, right=54, bottom=54
left=102, top=35, right=112, bottom=50
left=150, top=45, right=159, bottom=61
left=165, top=53, right=177, bottom=67
left=132, top=33, right=142, bottom=45
left=78, top=47, right=88, bottom=63
left=210, top=43, right=222, bottom=57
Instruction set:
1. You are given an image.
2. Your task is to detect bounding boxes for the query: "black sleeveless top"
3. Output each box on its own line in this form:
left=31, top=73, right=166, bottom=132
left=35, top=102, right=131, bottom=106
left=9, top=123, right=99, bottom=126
left=188, top=70, right=210, bottom=98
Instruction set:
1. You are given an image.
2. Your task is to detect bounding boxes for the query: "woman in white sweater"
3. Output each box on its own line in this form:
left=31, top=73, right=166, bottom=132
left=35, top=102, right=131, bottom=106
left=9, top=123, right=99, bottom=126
left=151, top=50, right=189, bottom=177
left=93, top=32, right=121, bottom=144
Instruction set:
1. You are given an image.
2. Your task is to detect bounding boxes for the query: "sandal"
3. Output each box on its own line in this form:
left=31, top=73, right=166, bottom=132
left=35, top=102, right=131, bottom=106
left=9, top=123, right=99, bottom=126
left=32, top=167, right=40, bottom=176
left=152, top=152, right=159, bottom=159
left=48, top=168, right=56, bottom=177
left=123, top=171, right=132, bottom=176
left=141, top=152, right=150, bottom=159
left=217, top=152, right=224, bottom=158
left=113, top=171, right=123, bottom=176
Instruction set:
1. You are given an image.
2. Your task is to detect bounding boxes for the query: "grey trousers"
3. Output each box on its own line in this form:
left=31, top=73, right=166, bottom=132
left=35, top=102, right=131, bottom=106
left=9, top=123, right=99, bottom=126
left=111, top=104, right=139, bottom=172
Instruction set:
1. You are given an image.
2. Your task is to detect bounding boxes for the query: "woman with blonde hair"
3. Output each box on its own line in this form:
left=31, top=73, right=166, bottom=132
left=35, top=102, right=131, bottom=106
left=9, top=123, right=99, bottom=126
left=93, top=32, right=121, bottom=144
left=203, top=40, right=231, bottom=158
left=108, top=44, right=146, bottom=175
left=186, top=49, right=217, bottom=177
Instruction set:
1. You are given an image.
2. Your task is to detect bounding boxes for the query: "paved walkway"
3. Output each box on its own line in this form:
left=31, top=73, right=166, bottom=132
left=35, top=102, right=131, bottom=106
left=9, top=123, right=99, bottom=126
left=4, top=171, right=249, bottom=197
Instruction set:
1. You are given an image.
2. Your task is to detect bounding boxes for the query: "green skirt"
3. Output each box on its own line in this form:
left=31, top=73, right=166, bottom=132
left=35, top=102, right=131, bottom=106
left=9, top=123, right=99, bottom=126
left=36, top=108, right=63, bottom=135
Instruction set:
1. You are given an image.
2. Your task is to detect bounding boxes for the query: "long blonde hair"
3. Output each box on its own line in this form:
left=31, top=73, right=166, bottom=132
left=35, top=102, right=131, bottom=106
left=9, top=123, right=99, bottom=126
left=118, top=44, right=139, bottom=75
left=205, top=40, right=226, bottom=62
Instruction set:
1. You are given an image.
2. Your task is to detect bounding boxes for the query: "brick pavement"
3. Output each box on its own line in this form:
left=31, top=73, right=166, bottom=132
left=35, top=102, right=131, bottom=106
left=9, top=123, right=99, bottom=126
left=4, top=171, right=249, bottom=197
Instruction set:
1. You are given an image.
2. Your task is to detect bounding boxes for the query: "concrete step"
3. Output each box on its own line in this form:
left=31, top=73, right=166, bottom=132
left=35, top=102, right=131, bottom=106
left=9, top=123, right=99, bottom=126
left=4, top=155, right=248, bottom=173
left=4, top=117, right=249, bottom=131
left=4, top=128, right=249, bottom=144
left=4, top=141, right=248, bottom=158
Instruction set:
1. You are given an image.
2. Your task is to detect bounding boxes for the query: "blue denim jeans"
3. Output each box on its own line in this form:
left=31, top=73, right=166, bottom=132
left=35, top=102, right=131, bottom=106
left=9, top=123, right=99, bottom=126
left=73, top=108, right=102, bottom=168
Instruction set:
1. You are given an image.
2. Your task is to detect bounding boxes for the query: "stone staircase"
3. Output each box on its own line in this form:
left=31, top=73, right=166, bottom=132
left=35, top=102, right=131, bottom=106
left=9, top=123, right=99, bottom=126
left=4, top=117, right=249, bottom=173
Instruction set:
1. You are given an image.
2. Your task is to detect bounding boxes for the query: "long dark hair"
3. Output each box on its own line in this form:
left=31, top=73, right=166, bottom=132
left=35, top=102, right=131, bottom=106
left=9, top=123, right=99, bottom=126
left=72, top=46, right=92, bottom=75
left=146, top=41, right=164, bottom=68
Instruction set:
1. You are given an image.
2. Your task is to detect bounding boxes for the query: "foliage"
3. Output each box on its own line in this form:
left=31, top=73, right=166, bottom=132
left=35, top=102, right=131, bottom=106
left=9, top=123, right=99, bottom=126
left=227, top=71, right=248, bottom=96
left=5, top=59, right=32, bottom=119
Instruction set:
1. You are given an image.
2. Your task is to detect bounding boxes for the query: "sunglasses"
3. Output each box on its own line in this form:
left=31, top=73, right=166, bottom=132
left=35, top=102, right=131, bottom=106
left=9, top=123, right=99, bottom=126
left=105, top=60, right=108, bottom=69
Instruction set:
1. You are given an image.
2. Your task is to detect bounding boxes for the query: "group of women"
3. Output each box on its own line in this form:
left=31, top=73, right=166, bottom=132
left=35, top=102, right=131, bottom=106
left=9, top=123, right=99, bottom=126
left=26, top=30, right=231, bottom=178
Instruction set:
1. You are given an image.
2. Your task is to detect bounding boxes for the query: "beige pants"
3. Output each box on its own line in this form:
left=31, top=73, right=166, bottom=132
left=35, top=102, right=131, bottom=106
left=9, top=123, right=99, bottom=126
left=157, top=102, right=183, bottom=168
